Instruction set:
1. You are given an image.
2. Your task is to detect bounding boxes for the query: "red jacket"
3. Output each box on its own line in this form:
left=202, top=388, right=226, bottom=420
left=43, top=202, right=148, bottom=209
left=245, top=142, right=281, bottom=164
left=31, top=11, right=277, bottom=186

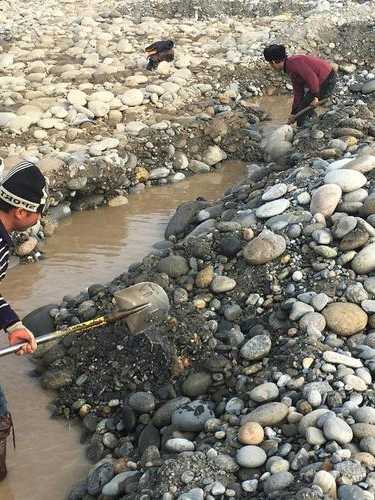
left=284, top=55, right=333, bottom=112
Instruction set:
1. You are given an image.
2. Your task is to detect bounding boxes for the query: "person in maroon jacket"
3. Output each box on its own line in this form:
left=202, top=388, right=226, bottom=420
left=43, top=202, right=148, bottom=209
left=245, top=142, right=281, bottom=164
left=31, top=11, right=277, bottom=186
left=263, top=44, right=337, bottom=126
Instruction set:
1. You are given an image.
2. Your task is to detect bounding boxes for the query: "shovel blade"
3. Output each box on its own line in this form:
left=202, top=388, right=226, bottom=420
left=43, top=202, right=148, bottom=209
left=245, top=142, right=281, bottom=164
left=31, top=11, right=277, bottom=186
left=114, top=282, right=170, bottom=334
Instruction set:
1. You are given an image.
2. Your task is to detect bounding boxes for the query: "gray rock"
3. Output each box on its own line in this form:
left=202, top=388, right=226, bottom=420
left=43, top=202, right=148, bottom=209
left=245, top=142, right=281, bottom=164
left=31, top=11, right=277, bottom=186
left=243, top=229, right=286, bottom=265
left=353, top=407, right=375, bottom=424
left=240, top=334, right=271, bottom=361
left=290, top=301, right=314, bottom=321
left=178, top=488, right=204, bottom=500
left=128, top=392, right=156, bottom=413
left=182, top=372, right=212, bottom=397
left=236, top=445, right=267, bottom=468
left=263, top=472, right=294, bottom=494
left=256, top=199, right=290, bottom=219
left=262, top=183, right=288, bottom=201
left=172, top=400, right=214, bottom=431
left=165, top=438, right=195, bottom=452
left=152, top=397, right=191, bottom=427
left=323, top=351, right=362, bottom=368
left=242, top=403, right=289, bottom=426
left=346, top=283, right=369, bottom=303
left=102, top=471, right=139, bottom=496
left=324, top=169, right=367, bottom=192
left=323, top=417, right=353, bottom=444
left=158, top=255, right=189, bottom=277
left=211, top=276, right=236, bottom=293
left=165, top=200, right=208, bottom=238
left=338, top=485, right=366, bottom=500
left=362, top=80, right=375, bottom=94
left=87, top=462, right=114, bottom=496
left=249, top=382, right=279, bottom=403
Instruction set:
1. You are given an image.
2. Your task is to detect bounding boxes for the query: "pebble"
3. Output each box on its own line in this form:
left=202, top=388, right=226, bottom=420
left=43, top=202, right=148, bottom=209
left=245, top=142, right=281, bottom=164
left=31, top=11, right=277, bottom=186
left=236, top=445, right=267, bottom=468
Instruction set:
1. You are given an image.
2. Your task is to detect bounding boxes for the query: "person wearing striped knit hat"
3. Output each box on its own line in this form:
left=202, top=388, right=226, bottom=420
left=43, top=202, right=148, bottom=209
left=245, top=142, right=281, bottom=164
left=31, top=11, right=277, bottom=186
left=0, top=159, right=48, bottom=480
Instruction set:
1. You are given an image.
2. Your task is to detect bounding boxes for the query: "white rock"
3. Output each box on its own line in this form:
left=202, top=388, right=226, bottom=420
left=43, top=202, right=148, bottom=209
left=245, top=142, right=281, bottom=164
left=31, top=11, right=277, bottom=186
left=324, top=169, right=367, bottom=192
left=67, top=89, right=87, bottom=107
left=88, top=101, right=110, bottom=117
left=121, top=89, right=144, bottom=107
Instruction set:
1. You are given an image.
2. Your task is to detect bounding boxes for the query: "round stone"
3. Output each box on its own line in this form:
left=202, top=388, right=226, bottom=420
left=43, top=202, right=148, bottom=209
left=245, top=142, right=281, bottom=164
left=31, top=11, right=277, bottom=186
left=323, top=417, right=353, bottom=444
left=211, top=276, right=236, bottom=293
left=157, top=255, right=189, bottom=277
left=249, top=382, right=279, bottom=403
left=172, top=401, right=214, bottom=432
left=323, top=303, right=368, bottom=336
left=310, top=184, right=342, bottom=216
left=238, top=422, right=264, bottom=445
left=243, top=229, right=286, bottom=265
left=236, top=445, right=266, bottom=468
left=324, top=169, right=367, bottom=192
left=240, top=335, right=271, bottom=361
left=352, top=243, right=375, bottom=274
left=121, top=89, right=144, bottom=106
left=128, top=392, right=155, bottom=413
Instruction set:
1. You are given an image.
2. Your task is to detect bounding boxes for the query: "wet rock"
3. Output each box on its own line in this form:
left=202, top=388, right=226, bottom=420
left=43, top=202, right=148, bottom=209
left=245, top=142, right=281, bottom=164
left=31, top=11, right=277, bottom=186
left=203, top=145, right=227, bottom=166
left=16, top=236, right=38, bottom=256
left=157, top=255, right=189, bottom=277
left=102, top=471, right=140, bottom=497
left=87, top=462, right=114, bottom=496
left=41, top=368, right=73, bottom=389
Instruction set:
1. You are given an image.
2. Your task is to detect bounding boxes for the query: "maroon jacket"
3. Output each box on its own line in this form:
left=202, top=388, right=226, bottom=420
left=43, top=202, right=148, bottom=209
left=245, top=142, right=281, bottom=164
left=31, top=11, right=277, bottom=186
left=284, top=55, right=333, bottom=112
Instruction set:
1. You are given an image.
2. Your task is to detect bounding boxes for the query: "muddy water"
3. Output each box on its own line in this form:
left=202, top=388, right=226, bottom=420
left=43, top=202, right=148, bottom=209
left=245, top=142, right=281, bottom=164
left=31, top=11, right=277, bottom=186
left=0, top=162, right=247, bottom=500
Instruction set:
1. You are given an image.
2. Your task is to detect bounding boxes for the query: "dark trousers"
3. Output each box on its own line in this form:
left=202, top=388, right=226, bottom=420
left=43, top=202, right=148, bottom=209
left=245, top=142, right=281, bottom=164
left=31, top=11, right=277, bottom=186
left=294, top=70, right=337, bottom=126
left=146, top=49, right=174, bottom=70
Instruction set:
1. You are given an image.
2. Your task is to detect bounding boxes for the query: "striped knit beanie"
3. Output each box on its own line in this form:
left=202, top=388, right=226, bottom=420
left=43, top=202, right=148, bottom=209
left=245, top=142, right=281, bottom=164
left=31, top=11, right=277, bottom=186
left=0, top=160, right=48, bottom=213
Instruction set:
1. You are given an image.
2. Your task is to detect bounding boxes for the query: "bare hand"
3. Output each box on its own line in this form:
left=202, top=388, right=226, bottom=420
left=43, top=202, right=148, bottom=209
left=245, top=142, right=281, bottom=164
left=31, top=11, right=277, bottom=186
left=8, top=328, right=37, bottom=356
left=310, top=97, right=319, bottom=108
left=288, top=114, right=296, bottom=124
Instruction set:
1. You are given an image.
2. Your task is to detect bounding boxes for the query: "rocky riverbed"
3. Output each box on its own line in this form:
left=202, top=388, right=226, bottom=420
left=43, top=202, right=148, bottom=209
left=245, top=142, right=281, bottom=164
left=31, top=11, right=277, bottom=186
left=5, top=0, right=375, bottom=498
left=1, top=0, right=374, bottom=261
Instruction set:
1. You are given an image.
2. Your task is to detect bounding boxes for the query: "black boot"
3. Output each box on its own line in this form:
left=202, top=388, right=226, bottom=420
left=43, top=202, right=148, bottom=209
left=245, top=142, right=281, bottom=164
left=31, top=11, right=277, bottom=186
left=0, top=414, right=15, bottom=481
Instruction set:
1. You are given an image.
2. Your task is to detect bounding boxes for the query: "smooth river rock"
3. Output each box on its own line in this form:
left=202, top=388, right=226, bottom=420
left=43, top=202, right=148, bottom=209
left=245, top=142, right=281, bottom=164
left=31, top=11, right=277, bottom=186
left=323, top=302, right=368, bottom=336
left=243, top=229, right=286, bottom=265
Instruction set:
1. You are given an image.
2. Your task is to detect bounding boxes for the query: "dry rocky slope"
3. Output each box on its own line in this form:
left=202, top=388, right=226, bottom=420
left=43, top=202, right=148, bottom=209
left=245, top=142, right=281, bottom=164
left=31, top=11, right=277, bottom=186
left=6, top=0, right=375, bottom=498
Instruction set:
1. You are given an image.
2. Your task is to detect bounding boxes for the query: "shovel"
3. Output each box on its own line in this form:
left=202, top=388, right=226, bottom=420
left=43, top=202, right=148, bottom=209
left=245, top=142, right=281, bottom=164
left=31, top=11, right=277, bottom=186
left=0, top=281, right=170, bottom=357
left=290, top=97, right=329, bottom=124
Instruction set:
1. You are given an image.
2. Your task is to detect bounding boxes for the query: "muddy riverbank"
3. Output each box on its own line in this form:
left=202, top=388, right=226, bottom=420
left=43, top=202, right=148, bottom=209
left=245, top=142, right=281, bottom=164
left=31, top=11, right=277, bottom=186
left=0, top=163, right=247, bottom=500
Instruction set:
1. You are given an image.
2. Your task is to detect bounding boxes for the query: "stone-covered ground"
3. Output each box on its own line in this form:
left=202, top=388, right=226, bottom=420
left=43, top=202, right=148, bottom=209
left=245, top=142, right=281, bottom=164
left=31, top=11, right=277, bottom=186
left=6, top=0, right=375, bottom=498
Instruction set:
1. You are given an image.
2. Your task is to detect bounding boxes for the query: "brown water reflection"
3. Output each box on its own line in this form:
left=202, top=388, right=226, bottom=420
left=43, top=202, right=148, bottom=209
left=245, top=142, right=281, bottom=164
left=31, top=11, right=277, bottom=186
left=0, top=162, right=247, bottom=500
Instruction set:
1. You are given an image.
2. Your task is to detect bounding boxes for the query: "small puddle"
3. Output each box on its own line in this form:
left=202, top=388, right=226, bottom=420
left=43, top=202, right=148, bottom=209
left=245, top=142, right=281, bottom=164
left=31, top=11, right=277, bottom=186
left=0, top=162, right=247, bottom=500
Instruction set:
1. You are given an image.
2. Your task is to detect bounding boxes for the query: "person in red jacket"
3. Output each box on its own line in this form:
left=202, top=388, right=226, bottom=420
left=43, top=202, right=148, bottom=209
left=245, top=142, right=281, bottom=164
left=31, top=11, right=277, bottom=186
left=263, top=44, right=337, bottom=126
